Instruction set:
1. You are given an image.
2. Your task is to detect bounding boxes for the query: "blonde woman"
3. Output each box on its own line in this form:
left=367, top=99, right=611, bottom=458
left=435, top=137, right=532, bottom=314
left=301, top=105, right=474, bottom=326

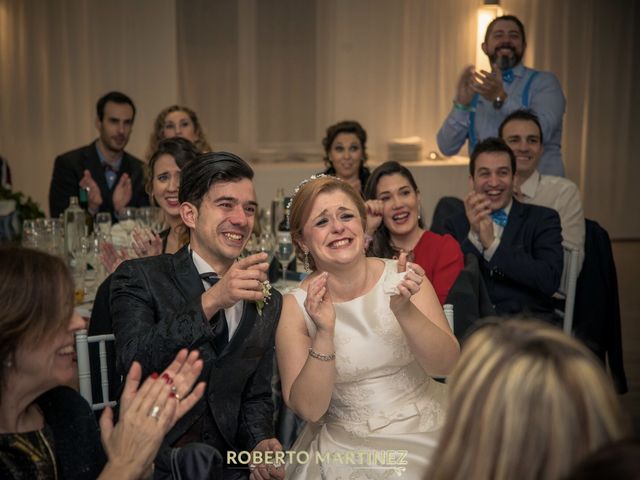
left=428, top=319, right=630, bottom=480
left=146, top=105, right=212, bottom=159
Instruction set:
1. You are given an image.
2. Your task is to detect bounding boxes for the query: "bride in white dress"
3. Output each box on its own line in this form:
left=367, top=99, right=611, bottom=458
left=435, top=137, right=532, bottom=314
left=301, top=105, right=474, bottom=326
left=276, top=175, right=460, bottom=479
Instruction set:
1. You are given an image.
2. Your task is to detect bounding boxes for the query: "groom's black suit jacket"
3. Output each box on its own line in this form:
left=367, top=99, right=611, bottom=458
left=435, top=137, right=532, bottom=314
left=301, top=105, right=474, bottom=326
left=110, top=245, right=282, bottom=451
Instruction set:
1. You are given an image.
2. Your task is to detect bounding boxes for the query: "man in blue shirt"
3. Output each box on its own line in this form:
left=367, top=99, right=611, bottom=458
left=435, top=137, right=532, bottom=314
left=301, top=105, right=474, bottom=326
left=48, top=91, right=148, bottom=218
left=437, top=15, right=566, bottom=176
left=443, top=137, right=563, bottom=321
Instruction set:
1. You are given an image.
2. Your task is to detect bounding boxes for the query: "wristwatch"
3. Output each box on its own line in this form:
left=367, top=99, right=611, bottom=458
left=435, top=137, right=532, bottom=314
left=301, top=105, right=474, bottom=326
left=493, top=95, right=504, bottom=109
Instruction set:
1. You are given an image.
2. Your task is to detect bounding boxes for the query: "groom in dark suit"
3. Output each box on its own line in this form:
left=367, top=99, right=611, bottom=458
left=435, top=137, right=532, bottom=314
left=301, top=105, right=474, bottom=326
left=111, top=152, right=283, bottom=479
left=444, top=137, right=563, bottom=319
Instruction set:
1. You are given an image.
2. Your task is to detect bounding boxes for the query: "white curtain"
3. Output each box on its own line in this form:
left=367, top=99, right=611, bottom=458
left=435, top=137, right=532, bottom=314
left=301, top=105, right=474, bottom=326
left=1, top=0, right=638, bottom=237
left=0, top=0, right=178, bottom=214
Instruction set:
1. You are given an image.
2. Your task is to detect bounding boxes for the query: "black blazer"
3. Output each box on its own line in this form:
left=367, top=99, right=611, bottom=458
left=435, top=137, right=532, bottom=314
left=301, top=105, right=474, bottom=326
left=444, top=199, right=563, bottom=317
left=573, top=219, right=627, bottom=393
left=444, top=253, right=496, bottom=340
left=48, top=141, right=148, bottom=218
left=110, top=245, right=282, bottom=451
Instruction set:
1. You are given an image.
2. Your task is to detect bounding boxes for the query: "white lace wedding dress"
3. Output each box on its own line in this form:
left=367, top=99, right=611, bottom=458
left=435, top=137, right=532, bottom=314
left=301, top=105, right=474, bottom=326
left=285, top=259, right=448, bottom=479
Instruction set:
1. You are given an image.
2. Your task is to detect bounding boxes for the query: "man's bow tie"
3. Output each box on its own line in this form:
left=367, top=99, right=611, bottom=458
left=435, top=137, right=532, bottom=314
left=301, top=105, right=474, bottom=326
left=491, top=209, right=509, bottom=227
left=502, top=68, right=514, bottom=84
left=200, top=272, right=220, bottom=286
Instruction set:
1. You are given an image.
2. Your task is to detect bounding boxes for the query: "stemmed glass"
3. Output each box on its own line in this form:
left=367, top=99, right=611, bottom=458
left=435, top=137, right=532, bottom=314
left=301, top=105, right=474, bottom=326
left=116, top=207, right=137, bottom=235
left=21, top=219, right=37, bottom=248
left=245, top=232, right=276, bottom=262
left=95, top=212, right=112, bottom=237
left=275, top=232, right=295, bottom=283
left=149, top=207, right=165, bottom=234
left=136, top=206, right=155, bottom=230
left=258, top=233, right=276, bottom=264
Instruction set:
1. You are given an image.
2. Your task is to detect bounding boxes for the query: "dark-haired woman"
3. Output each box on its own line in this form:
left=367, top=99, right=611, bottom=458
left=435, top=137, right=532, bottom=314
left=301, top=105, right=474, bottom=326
left=321, top=120, right=371, bottom=193
left=102, top=137, right=198, bottom=273
left=364, top=161, right=463, bottom=304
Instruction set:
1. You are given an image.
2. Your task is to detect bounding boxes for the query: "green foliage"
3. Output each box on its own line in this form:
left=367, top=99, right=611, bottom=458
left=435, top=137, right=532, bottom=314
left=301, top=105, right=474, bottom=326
left=0, top=186, right=45, bottom=226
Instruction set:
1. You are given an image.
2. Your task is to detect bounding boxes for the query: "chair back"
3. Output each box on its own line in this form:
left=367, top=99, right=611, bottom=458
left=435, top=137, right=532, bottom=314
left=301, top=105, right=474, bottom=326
left=443, top=304, right=454, bottom=331
left=556, top=248, right=581, bottom=334
left=429, top=196, right=464, bottom=234
left=75, top=329, right=117, bottom=410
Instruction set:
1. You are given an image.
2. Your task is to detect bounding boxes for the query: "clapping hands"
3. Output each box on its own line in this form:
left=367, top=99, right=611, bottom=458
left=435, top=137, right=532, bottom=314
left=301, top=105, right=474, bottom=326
left=79, top=170, right=103, bottom=213
left=464, top=191, right=495, bottom=249
left=99, top=349, right=205, bottom=479
left=455, top=63, right=506, bottom=105
left=131, top=226, right=163, bottom=258
left=303, top=271, right=335, bottom=334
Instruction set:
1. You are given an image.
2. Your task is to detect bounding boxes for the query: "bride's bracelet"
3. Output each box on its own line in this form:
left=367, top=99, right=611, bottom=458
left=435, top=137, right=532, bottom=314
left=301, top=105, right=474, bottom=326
left=308, top=347, right=336, bottom=362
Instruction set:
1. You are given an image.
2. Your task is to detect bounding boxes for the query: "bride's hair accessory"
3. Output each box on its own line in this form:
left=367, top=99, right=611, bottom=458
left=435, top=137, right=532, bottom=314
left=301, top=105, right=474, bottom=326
left=287, top=173, right=341, bottom=210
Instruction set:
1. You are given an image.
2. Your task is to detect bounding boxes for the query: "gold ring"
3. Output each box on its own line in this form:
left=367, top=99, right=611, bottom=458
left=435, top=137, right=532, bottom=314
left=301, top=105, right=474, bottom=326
left=148, top=405, right=161, bottom=419
left=170, top=386, right=183, bottom=401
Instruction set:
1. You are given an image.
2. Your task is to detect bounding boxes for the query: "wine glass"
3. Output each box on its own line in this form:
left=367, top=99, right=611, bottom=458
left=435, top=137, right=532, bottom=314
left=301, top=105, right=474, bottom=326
left=244, top=232, right=275, bottom=263
left=95, top=212, right=112, bottom=236
left=116, top=207, right=137, bottom=235
left=136, top=206, right=155, bottom=230
left=21, top=219, right=37, bottom=248
left=275, top=232, right=295, bottom=283
left=243, top=234, right=258, bottom=257
left=150, top=207, right=165, bottom=234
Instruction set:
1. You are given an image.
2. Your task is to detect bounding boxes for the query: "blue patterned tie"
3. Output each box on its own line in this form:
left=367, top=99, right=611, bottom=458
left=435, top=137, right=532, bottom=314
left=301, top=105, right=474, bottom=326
left=502, top=68, right=514, bottom=84
left=491, top=209, right=508, bottom=228
left=200, top=273, right=229, bottom=352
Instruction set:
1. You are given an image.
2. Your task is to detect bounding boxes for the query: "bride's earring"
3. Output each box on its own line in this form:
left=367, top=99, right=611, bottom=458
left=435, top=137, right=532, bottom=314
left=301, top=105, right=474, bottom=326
left=303, top=249, right=311, bottom=272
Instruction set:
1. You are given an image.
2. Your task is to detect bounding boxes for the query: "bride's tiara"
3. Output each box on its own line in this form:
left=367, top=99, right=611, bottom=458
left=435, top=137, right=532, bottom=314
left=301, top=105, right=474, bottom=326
left=287, top=173, right=342, bottom=210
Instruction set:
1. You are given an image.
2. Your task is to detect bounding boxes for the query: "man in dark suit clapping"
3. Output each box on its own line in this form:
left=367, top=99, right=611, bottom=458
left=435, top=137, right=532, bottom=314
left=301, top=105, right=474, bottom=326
left=444, top=137, right=563, bottom=321
left=111, top=152, right=283, bottom=479
left=48, top=91, right=148, bottom=218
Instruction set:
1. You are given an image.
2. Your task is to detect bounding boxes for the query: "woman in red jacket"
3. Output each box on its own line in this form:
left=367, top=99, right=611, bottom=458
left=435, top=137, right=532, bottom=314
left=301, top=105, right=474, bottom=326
left=364, top=161, right=463, bottom=305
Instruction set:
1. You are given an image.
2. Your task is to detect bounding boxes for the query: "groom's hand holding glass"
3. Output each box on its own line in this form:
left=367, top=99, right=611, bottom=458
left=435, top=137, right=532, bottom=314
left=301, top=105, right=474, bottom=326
left=201, top=252, right=271, bottom=318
